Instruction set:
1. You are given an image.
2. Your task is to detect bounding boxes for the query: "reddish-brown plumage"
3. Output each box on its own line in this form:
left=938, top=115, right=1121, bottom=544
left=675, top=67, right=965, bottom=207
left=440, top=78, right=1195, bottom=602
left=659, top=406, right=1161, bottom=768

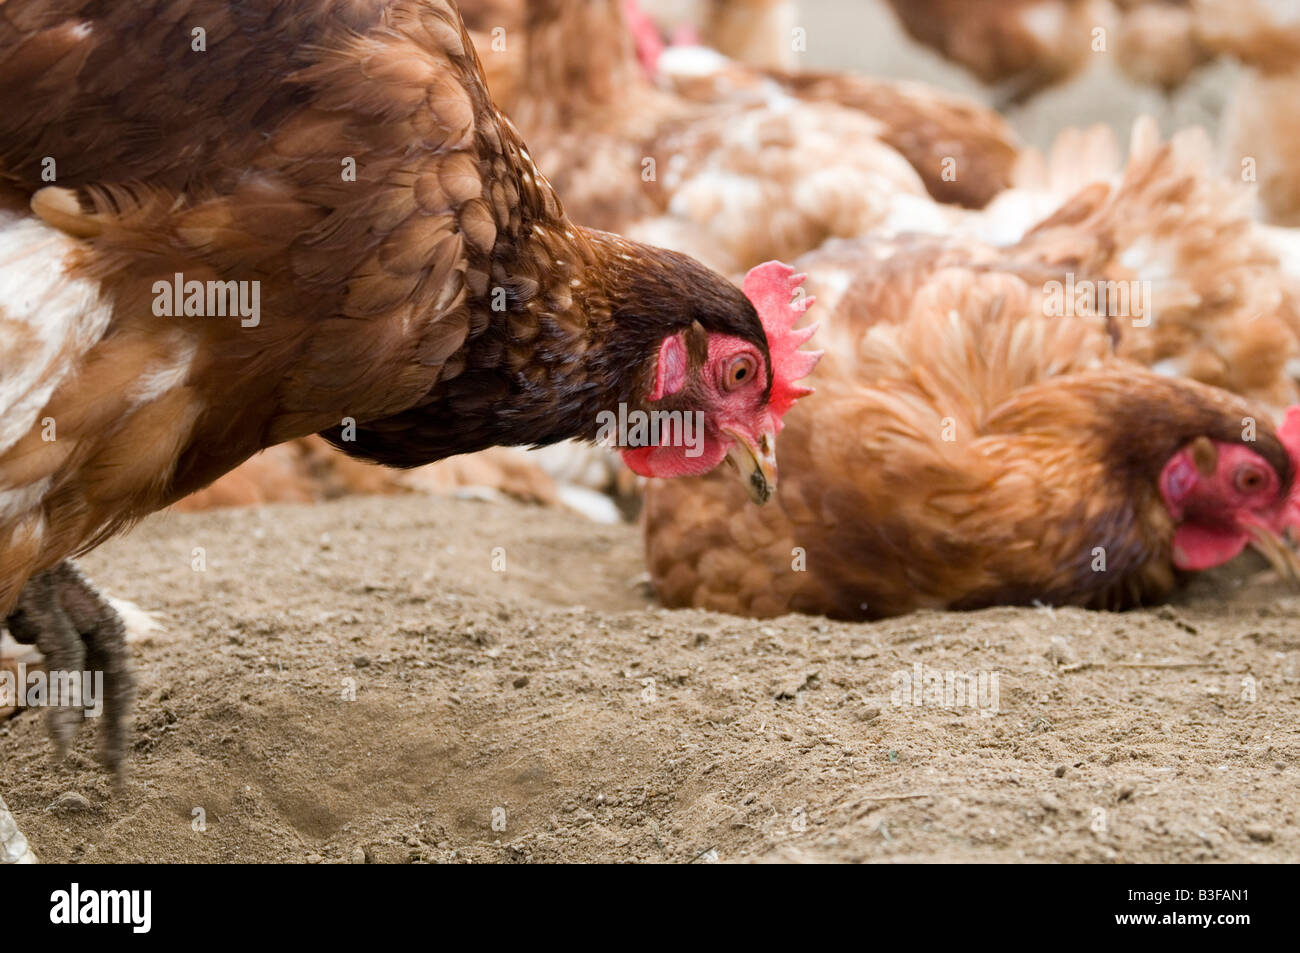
left=0, top=0, right=782, bottom=614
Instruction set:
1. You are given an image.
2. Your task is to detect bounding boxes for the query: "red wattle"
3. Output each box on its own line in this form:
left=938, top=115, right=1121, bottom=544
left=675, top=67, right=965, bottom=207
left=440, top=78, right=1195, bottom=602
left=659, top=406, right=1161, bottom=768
left=1171, top=523, right=1249, bottom=571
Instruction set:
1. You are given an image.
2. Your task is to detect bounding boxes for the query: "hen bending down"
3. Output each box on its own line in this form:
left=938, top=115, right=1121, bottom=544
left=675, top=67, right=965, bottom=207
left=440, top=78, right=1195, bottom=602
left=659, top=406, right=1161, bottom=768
left=645, top=233, right=1300, bottom=620
left=0, top=0, right=818, bottom=781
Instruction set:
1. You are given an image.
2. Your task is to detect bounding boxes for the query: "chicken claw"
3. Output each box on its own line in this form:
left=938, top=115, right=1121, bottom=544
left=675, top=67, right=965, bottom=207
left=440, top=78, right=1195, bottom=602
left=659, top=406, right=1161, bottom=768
left=5, top=562, right=133, bottom=779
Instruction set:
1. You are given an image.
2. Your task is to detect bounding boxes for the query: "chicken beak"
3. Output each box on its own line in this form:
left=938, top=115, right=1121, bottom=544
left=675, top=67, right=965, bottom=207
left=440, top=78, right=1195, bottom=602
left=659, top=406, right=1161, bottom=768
left=1242, top=519, right=1300, bottom=585
left=723, top=428, right=778, bottom=504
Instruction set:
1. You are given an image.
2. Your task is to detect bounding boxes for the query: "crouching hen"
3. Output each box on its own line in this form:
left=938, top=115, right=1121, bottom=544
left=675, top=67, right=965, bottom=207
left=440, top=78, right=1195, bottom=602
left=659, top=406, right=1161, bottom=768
left=0, top=0, right=817, bottom=777
left=645, top=236, right=1300, bottom=620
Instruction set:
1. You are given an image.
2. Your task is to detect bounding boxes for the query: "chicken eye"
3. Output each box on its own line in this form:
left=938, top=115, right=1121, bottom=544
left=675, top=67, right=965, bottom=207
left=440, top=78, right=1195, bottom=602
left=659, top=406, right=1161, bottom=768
left=1235, top=466, right=1267, bottom=493
left=724, top=355, right=757, bottom=390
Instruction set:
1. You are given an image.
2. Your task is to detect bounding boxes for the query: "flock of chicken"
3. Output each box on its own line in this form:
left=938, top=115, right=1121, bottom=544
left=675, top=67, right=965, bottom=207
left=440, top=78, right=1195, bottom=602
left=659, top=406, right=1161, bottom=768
left=180, top=0, right=1300, bottom=619
left=3, top=0, right=1300, bottom=859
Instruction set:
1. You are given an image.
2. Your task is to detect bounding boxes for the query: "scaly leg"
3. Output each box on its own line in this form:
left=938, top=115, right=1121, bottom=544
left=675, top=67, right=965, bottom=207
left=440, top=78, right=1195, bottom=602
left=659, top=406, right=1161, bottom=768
left=5, top=562, right=133, bottom=777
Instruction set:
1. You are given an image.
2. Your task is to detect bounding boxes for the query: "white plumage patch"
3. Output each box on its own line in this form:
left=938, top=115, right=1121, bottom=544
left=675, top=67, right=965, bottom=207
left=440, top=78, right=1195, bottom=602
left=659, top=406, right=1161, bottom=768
left=0, top=211, right=113, bottom=456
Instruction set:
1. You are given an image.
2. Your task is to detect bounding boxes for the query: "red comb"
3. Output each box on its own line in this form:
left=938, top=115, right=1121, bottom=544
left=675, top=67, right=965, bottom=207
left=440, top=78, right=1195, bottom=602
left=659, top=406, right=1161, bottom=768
left=742, top=261, right=822, bottom=431
left=623, top=0, right=665, bottom=76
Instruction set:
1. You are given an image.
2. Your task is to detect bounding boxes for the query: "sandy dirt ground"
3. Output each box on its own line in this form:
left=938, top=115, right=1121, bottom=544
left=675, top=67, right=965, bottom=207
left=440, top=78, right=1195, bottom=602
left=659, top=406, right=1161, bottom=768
left=1, top=494, right=1297, bottom=863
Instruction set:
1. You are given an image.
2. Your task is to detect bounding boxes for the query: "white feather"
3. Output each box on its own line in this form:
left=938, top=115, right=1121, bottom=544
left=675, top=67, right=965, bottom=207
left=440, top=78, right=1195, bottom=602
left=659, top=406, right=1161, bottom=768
left=0, top=211, right=113, bottom=456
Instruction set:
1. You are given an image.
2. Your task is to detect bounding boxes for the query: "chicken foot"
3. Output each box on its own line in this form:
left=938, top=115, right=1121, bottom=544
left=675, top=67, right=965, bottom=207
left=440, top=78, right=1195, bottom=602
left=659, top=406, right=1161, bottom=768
left=4, top=562, right=133, bottom=779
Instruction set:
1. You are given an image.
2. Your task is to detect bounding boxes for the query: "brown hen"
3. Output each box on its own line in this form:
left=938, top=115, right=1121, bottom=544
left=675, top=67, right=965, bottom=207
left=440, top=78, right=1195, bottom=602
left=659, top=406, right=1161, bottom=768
left=0, top=0, right=815, bottom=773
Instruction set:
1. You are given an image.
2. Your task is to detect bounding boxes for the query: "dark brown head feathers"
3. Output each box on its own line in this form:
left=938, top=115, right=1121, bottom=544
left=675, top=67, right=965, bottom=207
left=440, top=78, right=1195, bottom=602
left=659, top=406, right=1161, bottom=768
left=325, top=230, right=771, bottom=467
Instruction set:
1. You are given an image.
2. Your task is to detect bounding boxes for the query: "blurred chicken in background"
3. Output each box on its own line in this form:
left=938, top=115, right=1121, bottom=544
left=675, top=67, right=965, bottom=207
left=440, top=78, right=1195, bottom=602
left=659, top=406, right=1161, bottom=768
left=874, top=0, right=1300, bottom=228
left=796, top=117, right=1300, bottom=414
left=1109, top=0, right=1300, bottom=227
left=638, top=0, right=799, bottom=70
left=1006, top=120, right=1300, bottom=412
left=172, top=437, right=635, bottom=523
left=468, top=0, right=1025, bottom=272
left=881, top=0, right=1104, bottom=105
left=1202, top=0, right=1300, bottom=227
left=1111, top=0, right=1214, bottom=92
left=478, top=0, right=929, bottom=274
left=877, top=0, right=1214, bottom=101
left=646, top=37, right=1021, bottom=209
